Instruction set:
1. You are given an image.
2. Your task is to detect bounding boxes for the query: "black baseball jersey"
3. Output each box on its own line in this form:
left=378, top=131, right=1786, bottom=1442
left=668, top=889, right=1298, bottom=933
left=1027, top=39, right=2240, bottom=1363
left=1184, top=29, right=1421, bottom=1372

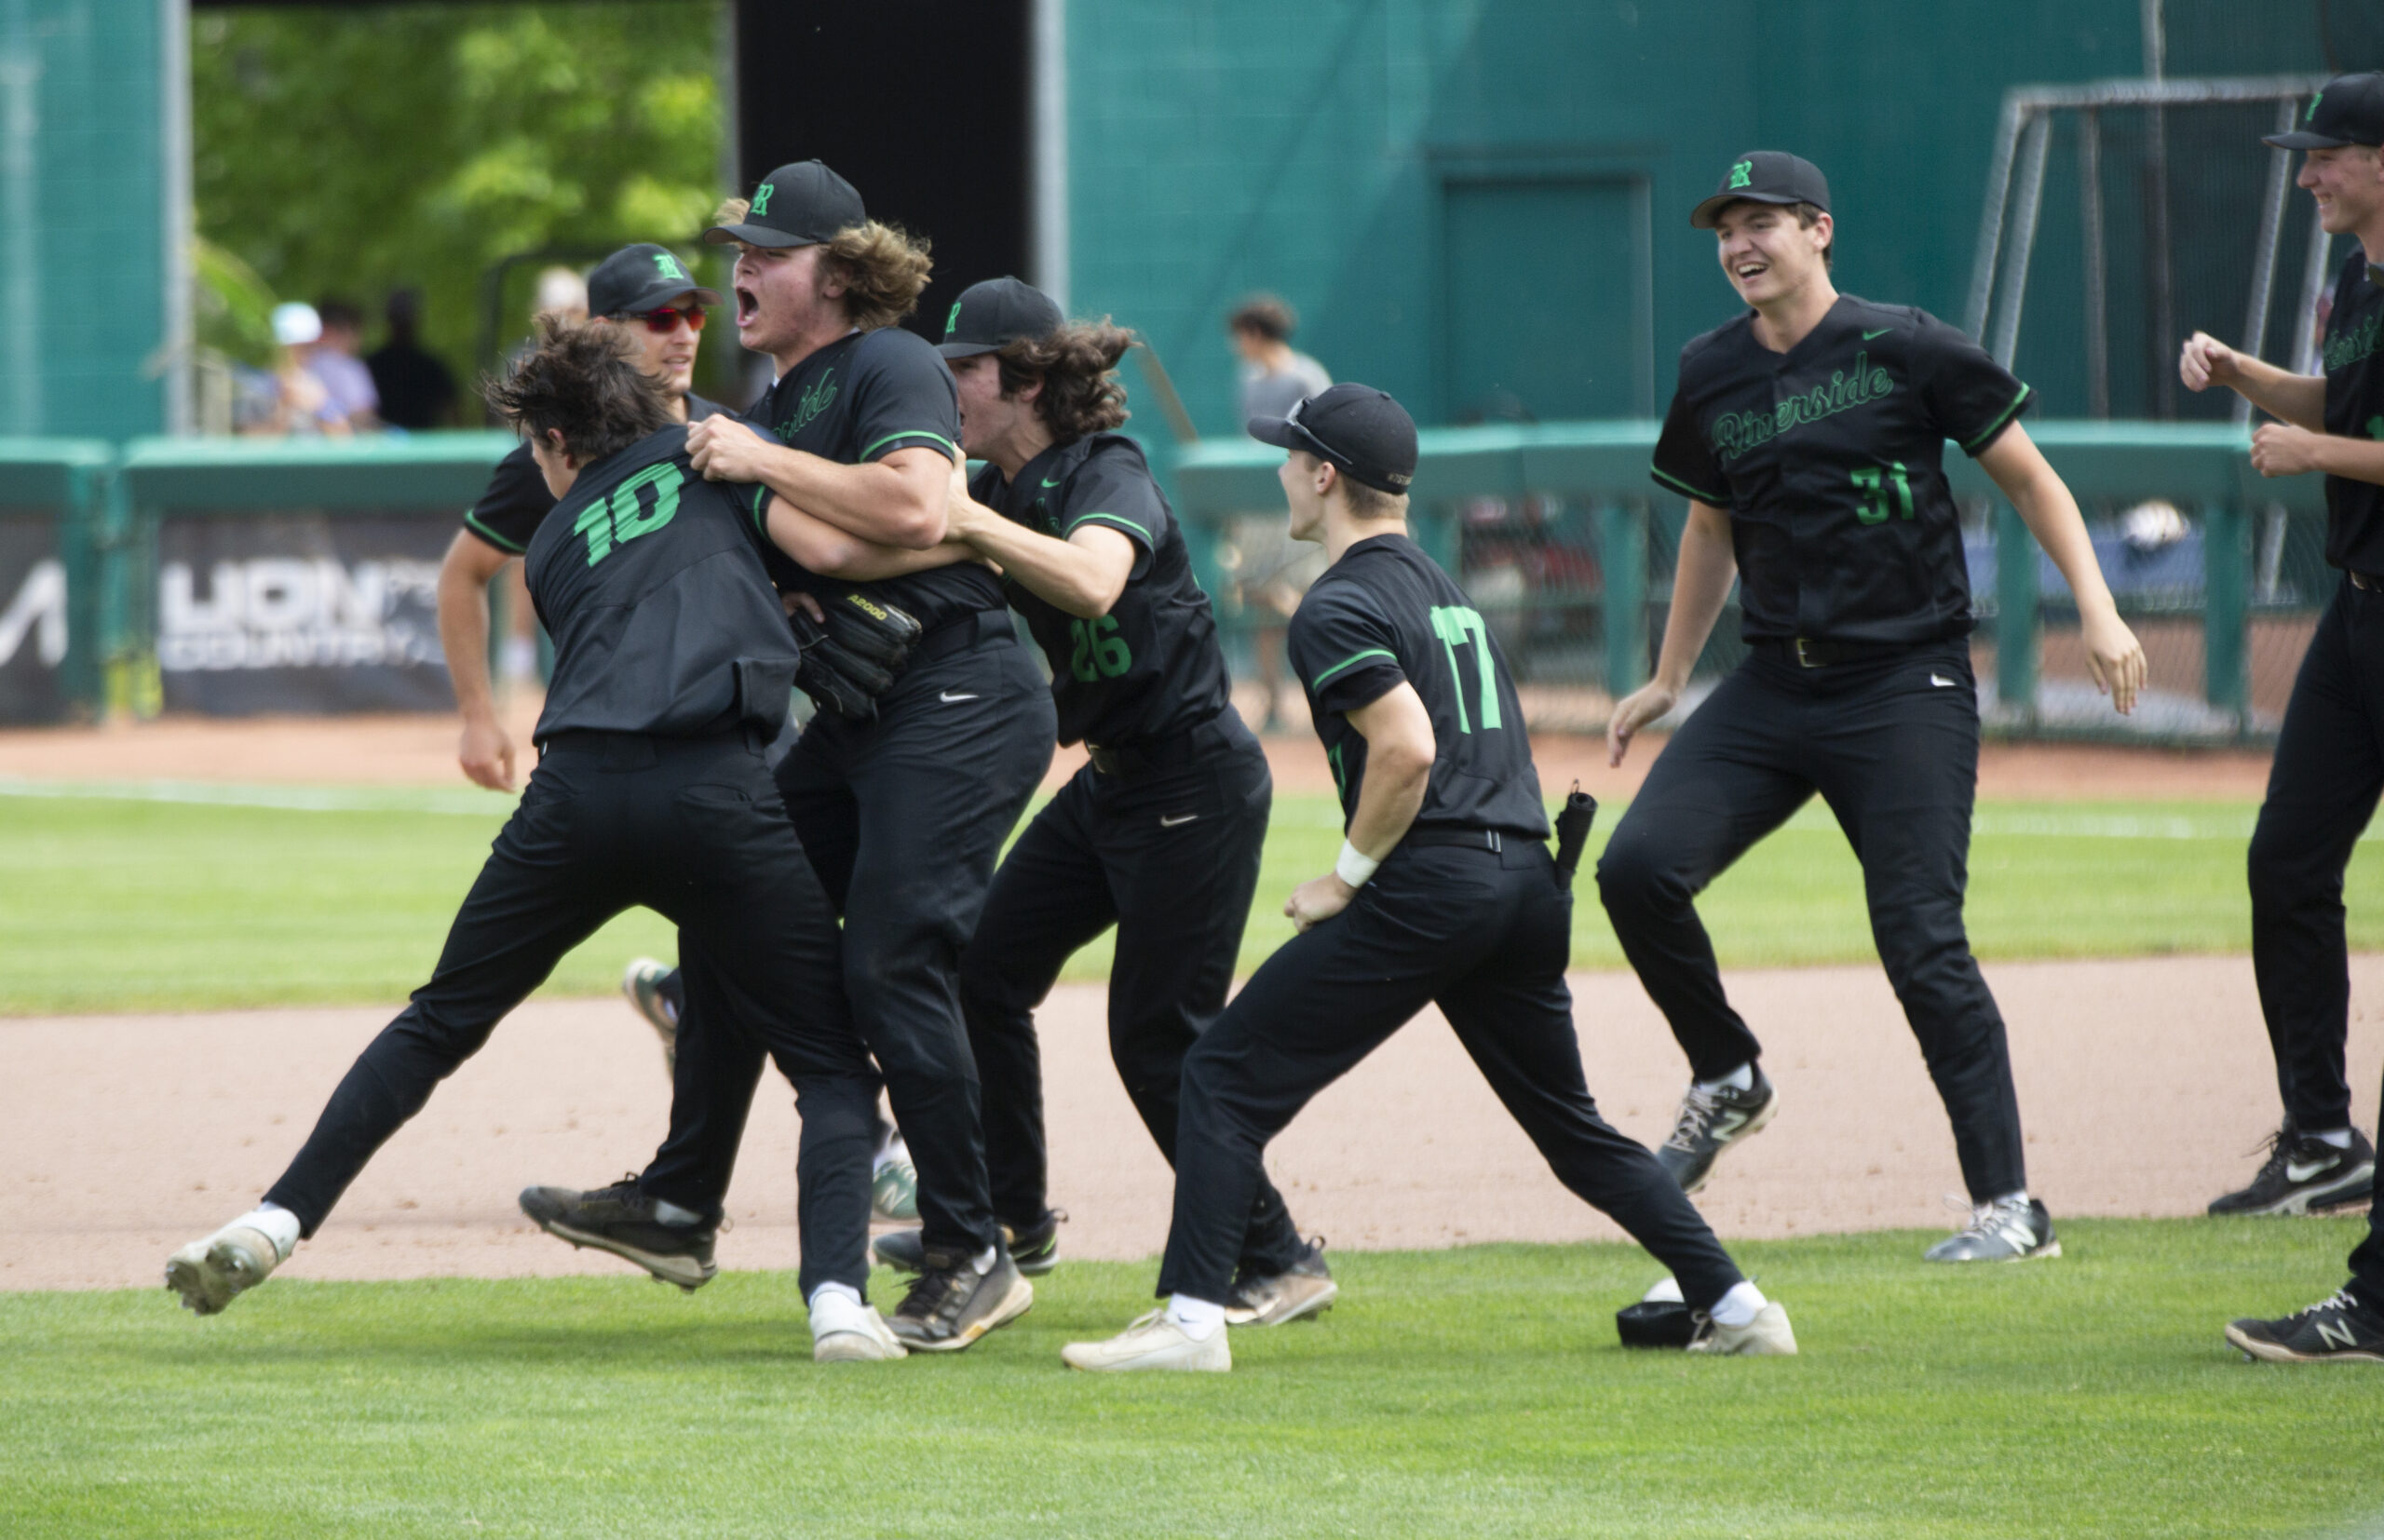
left=525, top=425, right=796, bottom=741
left=1651, top=296, right=2033, bottom=645
left=968, top=433, right=1231, bottom=748
left=753, top=328, right=1004, bottom=630
left=463, top=394, right=727, bottom=555
left=1289, top=534, right=1548, bottom=839
left=2321, top=253, right=2384, bottom=573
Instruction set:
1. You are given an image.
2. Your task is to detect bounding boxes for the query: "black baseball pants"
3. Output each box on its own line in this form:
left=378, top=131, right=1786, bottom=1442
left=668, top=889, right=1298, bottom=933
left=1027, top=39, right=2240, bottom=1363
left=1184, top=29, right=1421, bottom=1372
left=958, top=710, right=1307, bottom=1280
left=641, top=613, right=1056, bottom=1258
left=1595, top=641, right=2028, bottom=1203
left=262, top=730, right=881, bottom=1299
left=2248, top=576, right=2384, bottom=1136
left=1157, top=838, right=1744, bottom=1310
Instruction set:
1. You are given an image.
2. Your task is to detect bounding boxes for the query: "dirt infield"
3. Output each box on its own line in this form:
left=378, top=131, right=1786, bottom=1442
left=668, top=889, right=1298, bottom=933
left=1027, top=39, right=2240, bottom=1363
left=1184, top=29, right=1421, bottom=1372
left=6, top=955, right=2374, bottom=1294
left=0, top=698, right=2279, bottom=801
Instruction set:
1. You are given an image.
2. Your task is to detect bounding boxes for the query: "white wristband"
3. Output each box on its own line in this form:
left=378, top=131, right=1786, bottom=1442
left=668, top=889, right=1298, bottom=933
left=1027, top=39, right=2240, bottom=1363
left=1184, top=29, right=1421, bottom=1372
left=1334, top=839, right=1380, bottom=889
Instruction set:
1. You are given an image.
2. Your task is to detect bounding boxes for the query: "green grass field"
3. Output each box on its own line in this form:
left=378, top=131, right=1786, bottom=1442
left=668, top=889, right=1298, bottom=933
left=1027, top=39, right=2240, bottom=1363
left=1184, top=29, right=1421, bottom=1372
left=2, top=783, right=2378, bottom=1014
left=2, top=1220, right=2377, bottom=1538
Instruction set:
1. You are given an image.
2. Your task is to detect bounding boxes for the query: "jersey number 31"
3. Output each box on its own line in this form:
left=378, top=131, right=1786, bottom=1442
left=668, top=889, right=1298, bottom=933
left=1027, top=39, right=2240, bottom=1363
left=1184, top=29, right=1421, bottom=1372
left=1429, top=603, right=1501, bottom=733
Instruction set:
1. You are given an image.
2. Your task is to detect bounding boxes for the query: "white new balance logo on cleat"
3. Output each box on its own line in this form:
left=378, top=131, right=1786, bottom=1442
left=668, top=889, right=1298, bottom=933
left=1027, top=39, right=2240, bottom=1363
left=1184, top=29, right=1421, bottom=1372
left=2317, top=1318, right=2361, bottom=1351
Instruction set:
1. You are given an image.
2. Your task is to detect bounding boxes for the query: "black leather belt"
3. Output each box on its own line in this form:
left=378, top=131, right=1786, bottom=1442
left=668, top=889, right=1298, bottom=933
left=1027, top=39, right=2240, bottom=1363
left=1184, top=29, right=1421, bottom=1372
left=1087, top=713, right=1236, bottom=778
left=2349, top=571, right=2384, bottom=592
left=1402, top=828, right=1506, bottom=852
left=1753, top=636, right=1907, bottom=669
left=910, top=608, right=1016, bottom=666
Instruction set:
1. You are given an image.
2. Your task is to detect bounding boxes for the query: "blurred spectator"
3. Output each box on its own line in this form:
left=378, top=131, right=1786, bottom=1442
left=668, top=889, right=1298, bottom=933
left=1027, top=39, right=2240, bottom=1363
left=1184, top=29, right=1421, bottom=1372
left=235, top=302, right=354, bottom=437
left=307, top=298, right=381, bottom=428
left=1229, top=293, right=1332, bottom=429
left=535, top=265, right=588, bottom=325
left=367, top=289, right=459, bottom=429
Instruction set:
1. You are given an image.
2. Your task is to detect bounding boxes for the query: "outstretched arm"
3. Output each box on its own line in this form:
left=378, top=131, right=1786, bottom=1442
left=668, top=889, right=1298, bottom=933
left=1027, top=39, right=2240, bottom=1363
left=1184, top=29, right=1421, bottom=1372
left=1607, top=501, right=1736, bottom=765
left=763, top=493, right=971, bottom=581
left=690, top=415, right=952, bottom=547
left=943, top=464, right=1133, bottom=619
left=1976, top=423, right=2147, bottom=714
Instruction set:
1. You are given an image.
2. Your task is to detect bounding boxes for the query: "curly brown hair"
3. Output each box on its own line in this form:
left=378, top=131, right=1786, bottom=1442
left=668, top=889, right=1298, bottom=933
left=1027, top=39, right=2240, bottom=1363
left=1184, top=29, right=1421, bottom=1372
left=995, top=319, right=1134, bottom=443
left=482, top=317, right=675, bottom=466
left=712, top=196, right=932, bottom=330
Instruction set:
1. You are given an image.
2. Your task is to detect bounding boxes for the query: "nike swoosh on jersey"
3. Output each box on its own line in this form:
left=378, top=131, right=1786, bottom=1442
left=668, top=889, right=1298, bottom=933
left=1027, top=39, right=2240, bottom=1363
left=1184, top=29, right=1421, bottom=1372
left=1930, top=673, right=1960, bottom=687
left=939, top=691, right=980, bottom=703
left=1159, top=813, right=1199, bottom=827
left=1041, top=475, right=1063, bottom=488
left=1862, top=328, right=1894, bottom=340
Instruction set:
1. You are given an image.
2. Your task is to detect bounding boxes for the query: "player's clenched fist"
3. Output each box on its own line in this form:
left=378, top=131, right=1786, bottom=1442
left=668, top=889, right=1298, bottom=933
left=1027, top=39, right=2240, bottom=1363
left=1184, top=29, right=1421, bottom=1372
left=2250, top=422, right=2325, bottom=478
left=686, top=414, right=773, bottom=482
left=1284, top=872, right=1356, bottom=933
left=2178, top=331, right=2242, bottom=394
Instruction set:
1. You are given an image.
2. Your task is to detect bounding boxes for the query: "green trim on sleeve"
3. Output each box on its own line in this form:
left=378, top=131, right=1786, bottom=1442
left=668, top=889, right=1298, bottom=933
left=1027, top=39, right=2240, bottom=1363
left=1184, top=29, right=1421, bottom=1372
left=860, top=429, right=961, bottom=463
left=1308, top=647, right=1399, bottom=688
left=1961, top=383, right=2033, bottom=455
left=1650, top=466, right=1727, bottom=506
left=744, top=482, right=770, bottom=534
left=1064, top=511, right=1155, bottom=546
left=461, top=511, right=526, bottom=555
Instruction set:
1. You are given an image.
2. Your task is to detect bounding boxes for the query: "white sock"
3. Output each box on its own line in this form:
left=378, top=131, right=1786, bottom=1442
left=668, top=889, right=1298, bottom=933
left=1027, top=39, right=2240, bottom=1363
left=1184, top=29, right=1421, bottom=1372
left=1709, top=1280, right=1768, bottom=1329
left=808, top=1281, right=863, bottom=1312
left=1992, top=1189, right=2029, bottom=1209
left=652, top=1197, right=702, bottom=1227
left=2308, top=1128, right=2354, bottom=1151
left=239, top=1203, right=302, bottom=1261
left=1165, top=1294, right=1226, bottom=1339
left=1697, top=1062, right=1755, bottom=1094
left=972, top=1245, right=997, bottom=1276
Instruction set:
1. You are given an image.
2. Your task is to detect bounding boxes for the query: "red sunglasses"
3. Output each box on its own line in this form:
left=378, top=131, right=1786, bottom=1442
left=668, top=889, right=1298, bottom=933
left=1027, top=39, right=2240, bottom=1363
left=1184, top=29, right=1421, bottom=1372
left=620, top=304, right=707, bottom=335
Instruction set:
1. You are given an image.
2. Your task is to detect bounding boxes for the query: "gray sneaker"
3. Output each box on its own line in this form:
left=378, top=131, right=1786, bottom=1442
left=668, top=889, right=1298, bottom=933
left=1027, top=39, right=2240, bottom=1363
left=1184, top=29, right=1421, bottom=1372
left=1224, top=1236, right=1336, bottom=1327
left=886, top=1246, right=1034, bottom=1352
left=1923, top=1196, right=2060, bottom=1263
left=1656, top=1067, right=1779, bottom=1194
left=874, top=1209, right=1063, bottom=1277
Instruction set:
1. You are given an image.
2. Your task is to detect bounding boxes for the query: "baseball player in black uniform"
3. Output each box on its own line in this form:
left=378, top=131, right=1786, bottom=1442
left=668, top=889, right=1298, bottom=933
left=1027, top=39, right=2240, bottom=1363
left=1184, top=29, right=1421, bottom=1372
left=1598, top=153, right=2147, bottom=1263
left=169, top=323, right=916, bottom=1362
left=856, top=277, right=1321, bottom=1317
left=2184, top=75, right=2384, bottom=1363
left=525, top=164, right=1051, bottom=1353
left=1063, top=385, right=1792, bottom=1371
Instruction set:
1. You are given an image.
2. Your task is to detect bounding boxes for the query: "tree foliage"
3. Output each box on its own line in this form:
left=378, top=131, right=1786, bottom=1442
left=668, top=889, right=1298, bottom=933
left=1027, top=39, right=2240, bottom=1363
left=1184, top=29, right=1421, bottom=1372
left=192, top=3, right=729, bottom=409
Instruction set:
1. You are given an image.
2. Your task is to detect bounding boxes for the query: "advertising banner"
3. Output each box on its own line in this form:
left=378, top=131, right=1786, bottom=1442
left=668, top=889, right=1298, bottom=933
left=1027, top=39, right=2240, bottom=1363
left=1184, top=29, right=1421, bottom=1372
left=157, top=513, right=454, bottom=715
left=0, top=514, right=69, bottom=724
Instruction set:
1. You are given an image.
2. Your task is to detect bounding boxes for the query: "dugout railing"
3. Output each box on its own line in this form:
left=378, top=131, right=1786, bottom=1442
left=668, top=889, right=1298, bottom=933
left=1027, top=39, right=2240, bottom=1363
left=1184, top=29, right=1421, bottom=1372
left=1171, top=421, right=2328, bottom=748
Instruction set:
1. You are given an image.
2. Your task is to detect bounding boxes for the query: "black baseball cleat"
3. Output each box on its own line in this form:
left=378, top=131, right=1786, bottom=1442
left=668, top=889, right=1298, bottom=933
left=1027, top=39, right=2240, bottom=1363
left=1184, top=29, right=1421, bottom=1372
left=2225, top=1290, right=2384, bottom=1363
left=1224, top=1236, right=1337, bottom=1327
left=874, top=1209, right=1063, bottom=1277
left=1657, top=1066, right=1779, bottom=1194
left=886, top=1245, right=1034, bottom=1352
left=2207, top=1125, right=2376, bottom=1216
left=519, top=1176, right=717, bottom=1291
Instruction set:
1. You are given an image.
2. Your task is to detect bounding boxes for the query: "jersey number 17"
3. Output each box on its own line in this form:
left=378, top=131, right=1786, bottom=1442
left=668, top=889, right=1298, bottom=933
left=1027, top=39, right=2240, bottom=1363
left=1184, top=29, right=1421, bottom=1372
left=1429, top=603, right=1502, bottom=733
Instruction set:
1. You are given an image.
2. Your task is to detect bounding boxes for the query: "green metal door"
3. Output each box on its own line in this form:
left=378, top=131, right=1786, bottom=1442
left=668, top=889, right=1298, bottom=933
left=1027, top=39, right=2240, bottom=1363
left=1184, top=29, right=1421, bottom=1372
left=1440, top=177, right=1650, bottom=425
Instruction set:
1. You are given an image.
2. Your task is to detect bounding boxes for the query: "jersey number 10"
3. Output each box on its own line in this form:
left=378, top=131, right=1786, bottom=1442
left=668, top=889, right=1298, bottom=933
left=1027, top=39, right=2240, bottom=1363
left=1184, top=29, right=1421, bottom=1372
left=576, top=464, right=684, bottom=567
left=1428, top=604, right=1502, bottom=733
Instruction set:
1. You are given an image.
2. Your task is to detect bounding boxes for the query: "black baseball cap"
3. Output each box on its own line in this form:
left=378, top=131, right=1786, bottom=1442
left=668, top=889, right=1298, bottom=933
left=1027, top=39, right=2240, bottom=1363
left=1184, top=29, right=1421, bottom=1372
left=1249, top=384, right=1418, bottom=495
left=1689, top=151, right=1831, bottom=229
left=936, top=277, right=1064, bottom=358
left=702, top=160, right=866, bottom=250
left=2266, top=73, right=2384, bottom=150
left=585, top=244, right=719, bottom=318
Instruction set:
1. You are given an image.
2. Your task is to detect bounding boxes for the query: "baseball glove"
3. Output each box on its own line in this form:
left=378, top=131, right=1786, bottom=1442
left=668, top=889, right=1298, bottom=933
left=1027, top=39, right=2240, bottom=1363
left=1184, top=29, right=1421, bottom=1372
left=790, top=590, right=926, bottom=720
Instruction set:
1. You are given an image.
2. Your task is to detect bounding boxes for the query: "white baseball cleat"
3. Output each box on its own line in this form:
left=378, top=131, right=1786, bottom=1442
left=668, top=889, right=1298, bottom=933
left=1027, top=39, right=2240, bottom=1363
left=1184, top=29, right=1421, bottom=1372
left=1686, top=1301, right=1799, bottom=1356
left=1062, top=1311, right=1232, bottom=1372
left=165, top=1221, right=291, bottom=1317
left=809, top=1290, right=908, bottom=1363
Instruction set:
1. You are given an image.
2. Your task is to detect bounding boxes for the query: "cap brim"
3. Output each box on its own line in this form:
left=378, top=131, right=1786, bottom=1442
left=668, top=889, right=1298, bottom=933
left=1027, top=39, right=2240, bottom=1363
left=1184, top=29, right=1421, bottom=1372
left=701, top=223, right=814, bottom=249
left=1689, top=191, right=1806, bottom=230
left=1247, top=416, right=1302, bottom=450
left=934, top=341, right=1004, bottom=358
left=2263, top=129, right=2365, bottom=149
